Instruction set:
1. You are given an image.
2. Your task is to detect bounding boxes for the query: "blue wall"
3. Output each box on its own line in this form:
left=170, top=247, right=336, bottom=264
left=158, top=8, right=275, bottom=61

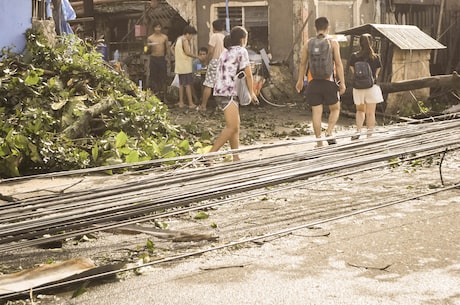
left=0, top=0, right=32, bottom=53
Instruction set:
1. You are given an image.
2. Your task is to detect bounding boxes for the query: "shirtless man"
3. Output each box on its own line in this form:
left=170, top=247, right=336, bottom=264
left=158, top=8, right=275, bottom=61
left=147, top=22, right=171, bottom=100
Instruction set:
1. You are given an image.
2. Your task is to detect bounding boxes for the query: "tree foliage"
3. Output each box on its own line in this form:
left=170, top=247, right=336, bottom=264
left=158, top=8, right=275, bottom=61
left=0, top=30, right=192, bottom=177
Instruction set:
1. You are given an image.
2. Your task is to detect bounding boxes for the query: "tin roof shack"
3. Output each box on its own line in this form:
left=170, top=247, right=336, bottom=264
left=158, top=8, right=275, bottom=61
left=338, top=24, right=446, bottom=116
left=71, top=0, right=188, bottom=89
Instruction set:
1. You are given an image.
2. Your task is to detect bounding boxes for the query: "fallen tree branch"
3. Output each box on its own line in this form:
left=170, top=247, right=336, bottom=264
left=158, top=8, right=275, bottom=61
left=380, top=71, right=460, bottom=94
left=62, top=96, right=116, bottom=139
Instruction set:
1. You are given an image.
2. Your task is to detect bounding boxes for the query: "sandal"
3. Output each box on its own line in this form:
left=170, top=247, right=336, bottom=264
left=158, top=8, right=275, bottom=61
left=351, top=135, right=360, bottom=141
left=198, top=157, right=213, bottom=167
left=325, top=134, right=337, bottom=145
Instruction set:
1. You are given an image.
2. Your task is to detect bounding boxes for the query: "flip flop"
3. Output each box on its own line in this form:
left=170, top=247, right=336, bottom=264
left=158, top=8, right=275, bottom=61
left=325, top=134, right=337, bottom=145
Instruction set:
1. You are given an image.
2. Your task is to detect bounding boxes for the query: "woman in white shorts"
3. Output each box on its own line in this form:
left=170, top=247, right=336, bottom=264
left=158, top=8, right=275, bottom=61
left=349, top=34, right=384, bottom=139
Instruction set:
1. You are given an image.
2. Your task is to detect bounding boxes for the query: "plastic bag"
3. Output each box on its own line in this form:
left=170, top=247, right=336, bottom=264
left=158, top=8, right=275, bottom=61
left=171, top=74, right=180, bottom=88
left=235, top=71, right=251, bottom=106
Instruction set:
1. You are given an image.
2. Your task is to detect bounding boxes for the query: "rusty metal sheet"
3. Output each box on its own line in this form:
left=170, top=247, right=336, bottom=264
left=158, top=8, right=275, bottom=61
left=336, top=24, right=446, bottom=50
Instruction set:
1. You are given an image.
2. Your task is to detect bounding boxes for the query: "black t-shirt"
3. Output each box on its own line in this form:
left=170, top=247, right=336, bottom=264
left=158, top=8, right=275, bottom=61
left=349, top=52, right=382, bottom=79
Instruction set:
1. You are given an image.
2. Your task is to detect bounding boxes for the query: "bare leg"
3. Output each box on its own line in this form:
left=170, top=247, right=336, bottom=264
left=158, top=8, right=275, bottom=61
left=185, top=85, right=195, bottom=108
left=365, top=103, right=377, bottom=137
left=210, top=102, right=240, bottom=161
left=200, top=86, right=212, bottom=111
left=355, top=103, right=366, bottom=133
left=326, top=101, right=340, bottom=136
left=311, top=104, right=323, bottom=147
left=161, top=82, right=168, bottom=103
left=178, top=85, right=185, bottom=107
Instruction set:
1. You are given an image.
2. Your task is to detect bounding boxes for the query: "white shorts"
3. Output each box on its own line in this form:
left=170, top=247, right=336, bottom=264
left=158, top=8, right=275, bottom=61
left=352, top=84, right=384, bottom=105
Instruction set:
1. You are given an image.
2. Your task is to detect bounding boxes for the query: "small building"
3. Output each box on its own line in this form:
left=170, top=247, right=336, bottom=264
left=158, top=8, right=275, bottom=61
left=337, top=23, right=446, bottom=115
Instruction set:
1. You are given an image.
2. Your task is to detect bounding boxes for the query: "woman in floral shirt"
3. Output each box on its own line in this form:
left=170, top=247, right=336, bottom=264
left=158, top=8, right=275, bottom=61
left=208, top=26, right=258, bottom=162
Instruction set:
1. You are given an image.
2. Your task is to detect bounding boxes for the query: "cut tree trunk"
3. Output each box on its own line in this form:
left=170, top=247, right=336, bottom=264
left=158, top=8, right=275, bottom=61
left=62, top=96, right=116, bottom=139
left=379, top=71, right=460, bottom=94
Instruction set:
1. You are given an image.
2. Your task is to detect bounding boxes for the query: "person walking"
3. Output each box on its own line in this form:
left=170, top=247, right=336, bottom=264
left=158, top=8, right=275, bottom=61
left=146, top=22, right=171, bottom=100
left=172, top=25, right=198, bottom=109
left=295, top=17, right=346, bottom=147
left=207, top=26, right=258, bottom=163
left=198, top=19, right=227, bottom=112
left=349, top=33, right=384, bottom=139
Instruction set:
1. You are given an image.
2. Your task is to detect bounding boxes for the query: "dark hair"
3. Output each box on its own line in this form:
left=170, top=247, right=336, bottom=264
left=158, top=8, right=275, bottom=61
left=212, top=19, right=225, bottom=32
left=152, top=21, right=161, bottom=29
left=223, top=35, right=231, bottom=49
left=199, top=46, right=208, bottom=54
left=183, top=25, right=197, bottom=35
left=228, top=26, right=248, bottom=47
left=358, top=33, right=377, bottom=60
left=315, top=17, right=329, bottom=31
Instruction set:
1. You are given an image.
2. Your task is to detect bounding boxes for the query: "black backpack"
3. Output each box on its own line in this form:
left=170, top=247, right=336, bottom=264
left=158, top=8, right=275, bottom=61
left=307, top=35, right=334, bottom=80
left=353, top=60, right=374, bottom=89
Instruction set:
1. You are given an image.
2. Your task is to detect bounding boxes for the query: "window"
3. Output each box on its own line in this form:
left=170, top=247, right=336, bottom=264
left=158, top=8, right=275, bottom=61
left=215, top=5, right=268, bottom=52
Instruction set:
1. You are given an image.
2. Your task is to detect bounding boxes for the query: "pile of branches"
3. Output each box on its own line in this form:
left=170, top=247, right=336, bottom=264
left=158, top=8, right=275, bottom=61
left=0, top=30, right=193, bottom=177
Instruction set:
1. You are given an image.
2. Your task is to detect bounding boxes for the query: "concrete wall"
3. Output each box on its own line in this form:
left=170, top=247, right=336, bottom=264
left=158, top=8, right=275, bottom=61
left=195, top=0, right=294, bottom=63
left=0, top=0, right=32, bottom=53
left=305, top=0, right=380, bottom=38
left=268, top=0, right=295, bottom=62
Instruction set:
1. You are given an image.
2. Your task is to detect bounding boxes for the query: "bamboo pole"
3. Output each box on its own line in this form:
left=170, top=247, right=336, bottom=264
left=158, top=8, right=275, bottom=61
left=433, top=0, right=446, bottom=64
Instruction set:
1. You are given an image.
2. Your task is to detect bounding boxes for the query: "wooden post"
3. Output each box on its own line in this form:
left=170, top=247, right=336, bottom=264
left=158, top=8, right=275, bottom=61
left=433, top=0, right=445, bottom=64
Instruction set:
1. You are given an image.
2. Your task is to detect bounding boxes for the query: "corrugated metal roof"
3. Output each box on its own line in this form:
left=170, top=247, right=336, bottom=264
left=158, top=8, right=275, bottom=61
left=336, top=24, right=446, bottom=50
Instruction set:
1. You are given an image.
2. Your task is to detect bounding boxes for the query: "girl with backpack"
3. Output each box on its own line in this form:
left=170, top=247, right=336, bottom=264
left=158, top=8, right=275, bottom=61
left=349, top=33, right=384, bottom=140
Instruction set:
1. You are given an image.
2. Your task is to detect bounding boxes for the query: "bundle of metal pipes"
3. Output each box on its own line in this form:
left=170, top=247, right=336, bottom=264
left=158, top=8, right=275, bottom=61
left=0, top=114, right=459, bottom=253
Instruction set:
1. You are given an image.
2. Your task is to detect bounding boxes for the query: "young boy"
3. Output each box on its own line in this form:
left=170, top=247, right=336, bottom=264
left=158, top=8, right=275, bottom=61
left=192, top=47, right=208, bottom=103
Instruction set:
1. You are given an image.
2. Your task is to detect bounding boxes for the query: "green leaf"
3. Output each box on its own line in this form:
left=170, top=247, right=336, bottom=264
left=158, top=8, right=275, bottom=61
left=24, top=70, right=40, bottom=85
left=194, top=212, right=209, bottom=220
left=125, top=150, right=139, bottom=163
left=115, top=131, right=128, bottom=148
left=178, top=139, right=190, bottom=151
left=146, top=238, right=155, bottom=253
left=118, top=147, right=132, bottom=155
left=91, top=145, right=99, bottom=161
left=13, top=134, right=30, bottom=150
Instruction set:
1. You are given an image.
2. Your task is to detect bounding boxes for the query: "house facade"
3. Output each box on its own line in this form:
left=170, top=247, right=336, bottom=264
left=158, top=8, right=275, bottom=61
left=5, top=0, right=457, bottom=88
left=0, top=0, right=32, bottom=53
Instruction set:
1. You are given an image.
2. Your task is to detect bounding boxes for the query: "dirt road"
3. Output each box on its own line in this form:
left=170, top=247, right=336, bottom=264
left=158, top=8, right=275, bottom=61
left=1, top=102, right=459, bottom=305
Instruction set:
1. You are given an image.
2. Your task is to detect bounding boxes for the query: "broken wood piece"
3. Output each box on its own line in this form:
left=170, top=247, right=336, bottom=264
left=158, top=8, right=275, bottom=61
left=0, top=258, right=96, bottom=295
left=199, top=263, right=248, bottom=271
left=98, top=224, right=218, bottom=242
left=346, top=262, right=392, bottom=271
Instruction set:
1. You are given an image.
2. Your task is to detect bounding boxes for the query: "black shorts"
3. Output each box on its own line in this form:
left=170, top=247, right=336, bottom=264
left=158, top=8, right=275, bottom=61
left=304, top=79, right=340, bottom=106
left=178, top=73, right=194, bottom=86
